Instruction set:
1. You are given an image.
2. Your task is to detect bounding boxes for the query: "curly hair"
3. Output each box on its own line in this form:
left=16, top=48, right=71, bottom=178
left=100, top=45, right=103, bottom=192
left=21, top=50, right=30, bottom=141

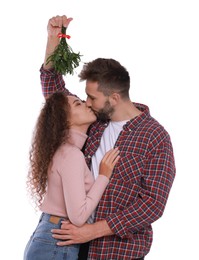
left=27, top=92, right=71, bottom=209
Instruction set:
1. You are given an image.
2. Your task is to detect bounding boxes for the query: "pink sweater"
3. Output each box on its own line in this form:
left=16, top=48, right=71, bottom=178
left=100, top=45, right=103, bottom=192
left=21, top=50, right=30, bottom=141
left=40, top=129, right=109, bottom=226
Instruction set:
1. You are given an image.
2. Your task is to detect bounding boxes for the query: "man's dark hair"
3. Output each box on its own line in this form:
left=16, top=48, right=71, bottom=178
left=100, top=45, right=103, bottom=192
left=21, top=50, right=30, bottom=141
left=79, top=58, right=130, bottom=99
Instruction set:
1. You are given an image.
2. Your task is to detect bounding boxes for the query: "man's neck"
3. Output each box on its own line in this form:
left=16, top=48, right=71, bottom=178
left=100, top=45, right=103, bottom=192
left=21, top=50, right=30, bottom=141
left=111, top=101, right=142, bottom=122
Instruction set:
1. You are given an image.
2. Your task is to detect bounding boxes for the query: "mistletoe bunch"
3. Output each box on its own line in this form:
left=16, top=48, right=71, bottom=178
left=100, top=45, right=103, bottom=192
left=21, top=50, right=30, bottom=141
left=46, top=26, right=82, bottom=75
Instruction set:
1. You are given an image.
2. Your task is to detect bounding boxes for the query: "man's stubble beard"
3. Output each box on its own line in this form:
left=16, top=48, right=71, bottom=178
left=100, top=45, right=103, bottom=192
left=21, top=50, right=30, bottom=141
left=95, top=100, right=114, bottom=122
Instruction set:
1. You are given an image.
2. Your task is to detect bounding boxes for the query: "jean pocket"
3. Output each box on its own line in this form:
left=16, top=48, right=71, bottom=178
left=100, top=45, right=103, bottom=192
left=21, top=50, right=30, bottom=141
left=33, top=229, right=57, bottom=245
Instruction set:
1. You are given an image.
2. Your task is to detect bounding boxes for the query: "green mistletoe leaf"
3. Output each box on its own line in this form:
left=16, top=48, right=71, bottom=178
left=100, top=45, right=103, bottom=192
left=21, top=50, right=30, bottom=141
left=46, top=26, right=82, bottom=75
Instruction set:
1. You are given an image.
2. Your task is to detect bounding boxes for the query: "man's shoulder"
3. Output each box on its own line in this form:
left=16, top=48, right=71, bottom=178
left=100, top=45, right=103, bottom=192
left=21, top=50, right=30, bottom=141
left=135, top=102, right=169, bottom=134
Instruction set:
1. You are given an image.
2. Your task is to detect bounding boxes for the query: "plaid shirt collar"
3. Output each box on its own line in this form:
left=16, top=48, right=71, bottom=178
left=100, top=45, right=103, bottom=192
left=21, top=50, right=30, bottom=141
left=123, top=102, right=150, bottom=132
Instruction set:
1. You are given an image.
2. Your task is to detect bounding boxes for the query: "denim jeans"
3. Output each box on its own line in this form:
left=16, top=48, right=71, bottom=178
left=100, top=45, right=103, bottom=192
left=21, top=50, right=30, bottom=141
left=24, top=213, right=80, bottom=260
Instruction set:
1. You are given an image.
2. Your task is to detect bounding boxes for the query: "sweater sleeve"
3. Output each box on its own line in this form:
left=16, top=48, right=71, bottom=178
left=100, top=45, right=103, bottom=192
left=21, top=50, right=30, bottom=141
left=59, top=149, right=109, bottom=227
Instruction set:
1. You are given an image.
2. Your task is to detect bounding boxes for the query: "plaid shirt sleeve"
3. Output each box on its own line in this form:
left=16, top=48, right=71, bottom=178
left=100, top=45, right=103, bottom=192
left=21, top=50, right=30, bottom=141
left=106, top=133, right=175, bottom=239
left=40, top=65, right=74, bottom=98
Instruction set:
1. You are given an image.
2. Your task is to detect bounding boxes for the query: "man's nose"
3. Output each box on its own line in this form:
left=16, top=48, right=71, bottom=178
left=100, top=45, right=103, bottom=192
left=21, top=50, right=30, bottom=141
left=85, top=97, right=91, bottom=107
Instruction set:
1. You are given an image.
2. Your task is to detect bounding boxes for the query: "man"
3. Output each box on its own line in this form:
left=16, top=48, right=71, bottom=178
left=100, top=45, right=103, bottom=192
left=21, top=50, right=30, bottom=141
left=40, top=15, right=175, bottom=260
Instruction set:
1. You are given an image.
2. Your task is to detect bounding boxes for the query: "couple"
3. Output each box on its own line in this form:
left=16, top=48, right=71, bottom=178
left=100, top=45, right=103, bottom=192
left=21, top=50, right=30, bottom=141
left=24, top=15, right=176, bottom=260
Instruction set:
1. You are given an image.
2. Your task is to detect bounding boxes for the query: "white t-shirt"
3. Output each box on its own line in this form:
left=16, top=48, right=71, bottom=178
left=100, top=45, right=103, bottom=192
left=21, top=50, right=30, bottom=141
left=87, top=120, right=127, bottom=223
left=91, top=120, right=128, bottom=180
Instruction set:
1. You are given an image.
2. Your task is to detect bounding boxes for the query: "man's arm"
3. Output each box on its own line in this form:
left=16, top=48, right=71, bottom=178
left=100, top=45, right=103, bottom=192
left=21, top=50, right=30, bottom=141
left=40, top=15, right=75, bottom=98
left=105, top=134, right=176, bottom=239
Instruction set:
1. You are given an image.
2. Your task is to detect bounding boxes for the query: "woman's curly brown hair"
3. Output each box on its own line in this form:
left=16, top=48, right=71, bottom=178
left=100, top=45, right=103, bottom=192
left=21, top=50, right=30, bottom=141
left=27, top=92, right=71, bottom=209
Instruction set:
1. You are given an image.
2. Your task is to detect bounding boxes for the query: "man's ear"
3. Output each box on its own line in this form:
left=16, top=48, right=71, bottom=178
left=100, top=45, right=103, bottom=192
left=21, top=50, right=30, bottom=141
left=109, top=92, right=121, bottom=105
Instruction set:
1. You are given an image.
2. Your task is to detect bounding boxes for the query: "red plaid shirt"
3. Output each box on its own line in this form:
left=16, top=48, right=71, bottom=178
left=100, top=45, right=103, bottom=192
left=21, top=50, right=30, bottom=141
left=40, top=66, right=176, bottom=259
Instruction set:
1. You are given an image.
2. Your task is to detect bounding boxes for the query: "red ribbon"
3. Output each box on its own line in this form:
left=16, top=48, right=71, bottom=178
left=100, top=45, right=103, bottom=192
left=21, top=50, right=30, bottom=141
left=58, top=33, right=71, bottom=39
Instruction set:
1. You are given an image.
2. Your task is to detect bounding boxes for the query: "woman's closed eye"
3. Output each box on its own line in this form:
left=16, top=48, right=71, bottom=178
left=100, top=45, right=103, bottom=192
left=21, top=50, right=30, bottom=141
left=73, top=99, right=83, bottom=106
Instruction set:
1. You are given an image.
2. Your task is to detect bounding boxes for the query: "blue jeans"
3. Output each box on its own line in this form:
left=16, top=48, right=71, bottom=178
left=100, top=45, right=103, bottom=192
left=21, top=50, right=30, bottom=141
left=24, top=213, right=80, bottom=260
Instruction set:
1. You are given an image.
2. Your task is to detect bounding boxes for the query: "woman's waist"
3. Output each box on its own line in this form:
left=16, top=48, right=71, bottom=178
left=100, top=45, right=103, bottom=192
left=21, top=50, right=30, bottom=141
left=40, top=212, right=68, bottom=225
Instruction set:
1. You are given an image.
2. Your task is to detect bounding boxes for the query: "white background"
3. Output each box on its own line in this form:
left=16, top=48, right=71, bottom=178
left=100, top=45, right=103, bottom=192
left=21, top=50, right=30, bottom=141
left=0, top=0, right=199, bottom=259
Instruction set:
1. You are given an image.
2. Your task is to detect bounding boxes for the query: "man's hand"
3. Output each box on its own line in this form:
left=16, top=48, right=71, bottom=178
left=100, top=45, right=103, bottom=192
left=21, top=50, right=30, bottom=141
left=47, top=15, right=73, bottom=37
left=51, top=221, right=95, bottom=246
left=51, top=220, right=114, bottom=246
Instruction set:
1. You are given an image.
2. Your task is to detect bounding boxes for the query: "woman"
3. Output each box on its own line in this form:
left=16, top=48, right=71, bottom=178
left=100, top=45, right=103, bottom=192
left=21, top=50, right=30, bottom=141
left=24, top=92, right=120, bottom=260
